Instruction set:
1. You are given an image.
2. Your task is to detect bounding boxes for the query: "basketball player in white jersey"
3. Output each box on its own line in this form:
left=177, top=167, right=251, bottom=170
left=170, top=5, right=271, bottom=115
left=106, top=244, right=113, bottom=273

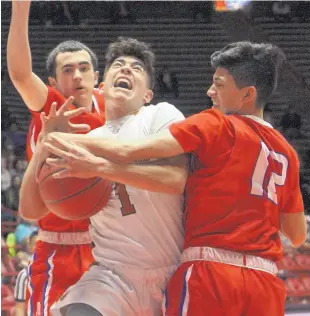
left=20, top=37, right=188, bottom=316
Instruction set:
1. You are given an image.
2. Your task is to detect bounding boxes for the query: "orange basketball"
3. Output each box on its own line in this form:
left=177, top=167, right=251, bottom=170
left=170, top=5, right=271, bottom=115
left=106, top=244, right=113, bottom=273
left=38, top=162, right=112, bottom=220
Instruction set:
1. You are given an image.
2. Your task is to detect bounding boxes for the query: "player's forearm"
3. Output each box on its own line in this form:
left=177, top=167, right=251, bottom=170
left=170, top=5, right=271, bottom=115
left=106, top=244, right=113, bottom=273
left=7, top=1, right=32, bottom=81
left=96, top=158, right=187, bottom=194
left=47, top=132, right=126, bottom=162
left=121, top=130, right=185, bottom=162
left=48, top=129, right=185, bottom=163
left=19, top=144, right=49, bottom=221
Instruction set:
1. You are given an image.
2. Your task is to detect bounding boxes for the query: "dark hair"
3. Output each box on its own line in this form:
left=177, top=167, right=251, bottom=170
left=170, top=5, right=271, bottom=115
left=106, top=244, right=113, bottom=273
left=210, top=41, right=286, bottom=107
left=104, top=37, right=155, bottom=88
left=46, top=40, right=98, bottom=77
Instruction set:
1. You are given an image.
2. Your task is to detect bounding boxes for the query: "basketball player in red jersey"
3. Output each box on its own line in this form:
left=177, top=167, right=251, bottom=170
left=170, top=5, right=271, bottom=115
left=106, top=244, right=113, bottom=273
left=7, top=1, right=105, bottom=315
left=45, top=42, right=307, bottom=315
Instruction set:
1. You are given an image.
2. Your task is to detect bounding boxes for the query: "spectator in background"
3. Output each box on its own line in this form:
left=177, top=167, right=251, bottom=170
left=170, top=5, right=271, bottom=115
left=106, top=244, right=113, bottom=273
left=1, top=156, right=12, bottom=199
left=1, top=64, right=9, bottom=95
left=279, top=105, right=302, bottom=139
left=15, top=219, right=38, bottom=246
left=11, top=158, right=26, bottom=182
left=1, top=106, right=14, bottom=132
left=272, top=1, right=292, bottom=23
left=16, top=230, right=39, bottom=269
left=109, top=1, right=135, bottom=24
left=191, top=1, right=212, bottom=23
left=157, top=66, right=179, bottom=98
left=6, top=122, right=27, bottom=157
left=14, top=267, right=28, bottom=316
left=4, top=175, right=21, bottom=212
left=300, top=175, right=310, bottom=215
left=14, top=231, right=39, bottom=316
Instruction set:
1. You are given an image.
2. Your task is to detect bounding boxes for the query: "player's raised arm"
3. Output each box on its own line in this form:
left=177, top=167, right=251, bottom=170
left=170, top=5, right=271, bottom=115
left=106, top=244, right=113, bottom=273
left=7, top=0, right=48, bottom=111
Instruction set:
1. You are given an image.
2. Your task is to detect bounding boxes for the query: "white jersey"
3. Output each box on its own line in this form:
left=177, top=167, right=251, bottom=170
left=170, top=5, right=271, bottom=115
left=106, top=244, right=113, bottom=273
left=88, top=102, right=185, bottom=269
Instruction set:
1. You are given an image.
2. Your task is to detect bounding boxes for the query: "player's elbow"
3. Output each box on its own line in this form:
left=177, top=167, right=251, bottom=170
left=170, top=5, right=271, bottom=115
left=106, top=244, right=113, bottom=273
left=280, top=212, right=308, bottom=248
left=18, top=201, right=37, bottom=221
left=7, top=66, right=30, bottom=84
left=18, top=196, right=48, bottom=221
left=289, top=231, right=307, bottom=248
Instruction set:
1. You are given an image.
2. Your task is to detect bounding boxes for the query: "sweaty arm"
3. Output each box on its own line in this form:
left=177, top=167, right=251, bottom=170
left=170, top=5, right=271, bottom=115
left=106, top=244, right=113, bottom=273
left=7, top=0, right=48, bottom=111
left=47, top=129, right=185, bottom=163
left=279, top=153, right=307, bottom=248
left=280, top=212, right=307, bottom=247
left=46, top=107, right=222, bottom=163
left=97, top=154, right=188, bottom=194
left=19, top=139, right=50, bottom=221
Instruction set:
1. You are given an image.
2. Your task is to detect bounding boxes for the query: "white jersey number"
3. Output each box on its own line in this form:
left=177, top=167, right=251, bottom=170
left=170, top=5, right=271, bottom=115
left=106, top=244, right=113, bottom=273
left=115, top=183, right=136, bottom=216
left=251, top=141, right=288, bottom=204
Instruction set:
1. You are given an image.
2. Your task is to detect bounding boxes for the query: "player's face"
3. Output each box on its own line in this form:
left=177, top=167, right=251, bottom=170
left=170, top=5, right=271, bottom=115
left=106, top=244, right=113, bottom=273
left=50, top=50, right=99, bottom=108
left=102, top=56, right=153, bottom=110
left=207, top=67, right=247, bottom=114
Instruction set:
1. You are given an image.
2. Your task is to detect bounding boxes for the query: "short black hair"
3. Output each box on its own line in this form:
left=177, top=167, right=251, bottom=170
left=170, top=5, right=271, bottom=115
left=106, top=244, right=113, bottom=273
left=210, top=41, right=286, bottom=107
left=46, top=40, right=98, bottom=77
left=104, top=37, right=155, bottom=88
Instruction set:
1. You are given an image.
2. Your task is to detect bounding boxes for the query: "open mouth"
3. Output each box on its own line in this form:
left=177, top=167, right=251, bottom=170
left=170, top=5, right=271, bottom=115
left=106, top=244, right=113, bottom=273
left=114, top=79, right=132, bottom=90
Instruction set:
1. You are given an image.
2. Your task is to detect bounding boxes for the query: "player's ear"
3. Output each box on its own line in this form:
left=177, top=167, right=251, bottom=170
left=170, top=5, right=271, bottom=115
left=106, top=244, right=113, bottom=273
left=99, top=82, right=104, bottom=95
left=243, top=86, right=256, bottom=104
left=94, top=71, right=99, bottom=86
left=143, top=89, right=153, bottom=104
left=48, top=76, right=57, bottom=88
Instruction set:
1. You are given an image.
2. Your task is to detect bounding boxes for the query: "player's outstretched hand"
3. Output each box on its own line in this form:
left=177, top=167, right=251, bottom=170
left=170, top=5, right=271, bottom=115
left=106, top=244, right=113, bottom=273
left=44, top=134, right=104, bottom=179
left=40, top=96, right=91, bottom=137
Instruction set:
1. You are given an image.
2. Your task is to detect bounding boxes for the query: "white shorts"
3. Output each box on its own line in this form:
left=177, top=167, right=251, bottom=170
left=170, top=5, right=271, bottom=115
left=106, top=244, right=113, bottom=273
left=50, top=262, right=176, bottom=316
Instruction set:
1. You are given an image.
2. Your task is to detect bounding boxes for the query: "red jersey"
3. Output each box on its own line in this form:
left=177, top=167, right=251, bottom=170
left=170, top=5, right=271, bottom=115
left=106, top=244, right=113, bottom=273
left=169, top=108, right=304, bottom=261
left=26, top=86, right=105, bottom=232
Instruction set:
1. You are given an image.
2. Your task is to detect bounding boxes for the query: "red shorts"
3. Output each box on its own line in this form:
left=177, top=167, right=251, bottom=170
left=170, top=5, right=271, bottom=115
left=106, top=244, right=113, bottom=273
left=26, top=240, right=94, bottom=316
left=162, top=261, right=286, bottom=316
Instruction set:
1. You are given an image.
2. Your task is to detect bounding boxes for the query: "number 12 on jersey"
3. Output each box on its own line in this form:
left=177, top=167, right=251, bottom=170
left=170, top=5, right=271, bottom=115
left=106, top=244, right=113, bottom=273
left=251, top=141, right=288, bottom=204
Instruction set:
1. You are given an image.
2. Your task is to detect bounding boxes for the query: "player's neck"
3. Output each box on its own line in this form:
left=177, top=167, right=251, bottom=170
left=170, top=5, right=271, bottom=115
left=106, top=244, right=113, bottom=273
left=250, top=107, right=264, bottom=120
left=73, top=99, right=93, bottom=112
left=239, top=104, right=264, bottom=120
left=105, top=101, right=141, bottom=121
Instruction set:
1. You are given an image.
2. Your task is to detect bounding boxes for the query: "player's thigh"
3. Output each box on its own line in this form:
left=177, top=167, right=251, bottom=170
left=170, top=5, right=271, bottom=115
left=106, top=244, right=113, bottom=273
left=28, top=243, right=92, bottom=315
left=243, top=269, right=286, bottom=316
left=163, top=261, right=244, bottom=316
left=51, top=264, right=138, bottom=316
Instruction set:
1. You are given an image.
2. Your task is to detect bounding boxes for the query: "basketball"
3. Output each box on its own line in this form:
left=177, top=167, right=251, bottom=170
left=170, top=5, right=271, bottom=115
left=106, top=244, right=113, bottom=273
left=38, top=162, right=113, bottom=220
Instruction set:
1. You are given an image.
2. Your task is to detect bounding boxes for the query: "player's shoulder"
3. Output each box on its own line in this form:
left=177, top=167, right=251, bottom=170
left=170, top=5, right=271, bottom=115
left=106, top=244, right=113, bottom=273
left=46, top=85, right=64, bottom=100
left=190, top=108, right=233, bottom=130
left=141, top=102, right=184, bottom=133
left=147, top=102, right=184, bottom=119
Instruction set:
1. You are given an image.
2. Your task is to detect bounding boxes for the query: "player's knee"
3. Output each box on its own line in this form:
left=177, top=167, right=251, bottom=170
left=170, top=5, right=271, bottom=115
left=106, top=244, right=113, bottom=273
left=64, top=303, right=102, bottom=316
